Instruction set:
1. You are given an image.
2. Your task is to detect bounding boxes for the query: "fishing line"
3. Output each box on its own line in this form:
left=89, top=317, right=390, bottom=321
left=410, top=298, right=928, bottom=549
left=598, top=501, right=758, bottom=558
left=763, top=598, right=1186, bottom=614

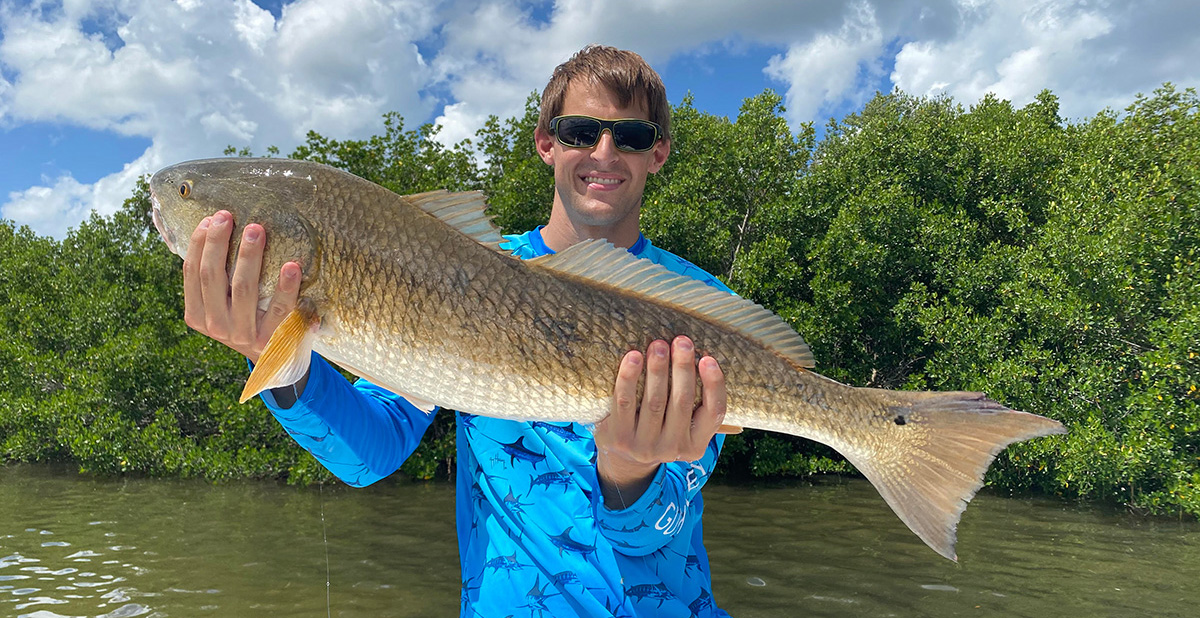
left=320, top=479, right=331, bottom=618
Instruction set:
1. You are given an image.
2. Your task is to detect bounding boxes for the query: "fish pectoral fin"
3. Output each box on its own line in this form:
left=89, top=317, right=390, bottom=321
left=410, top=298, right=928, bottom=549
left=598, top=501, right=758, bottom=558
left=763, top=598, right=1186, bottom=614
left=716, top=424, right=743, bottom=435
left=240, top=301, right=321, bottom=404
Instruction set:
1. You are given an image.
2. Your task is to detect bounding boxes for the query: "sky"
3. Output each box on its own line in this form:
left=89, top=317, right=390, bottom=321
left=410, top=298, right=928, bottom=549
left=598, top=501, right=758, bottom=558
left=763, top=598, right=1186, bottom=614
left=0, top=0, right=1197, bottom=239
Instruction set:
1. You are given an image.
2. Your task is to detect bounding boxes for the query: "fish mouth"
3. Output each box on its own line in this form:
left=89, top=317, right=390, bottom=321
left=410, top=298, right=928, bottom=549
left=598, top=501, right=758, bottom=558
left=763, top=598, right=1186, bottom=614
left=149, top=190, right=179, bottom=257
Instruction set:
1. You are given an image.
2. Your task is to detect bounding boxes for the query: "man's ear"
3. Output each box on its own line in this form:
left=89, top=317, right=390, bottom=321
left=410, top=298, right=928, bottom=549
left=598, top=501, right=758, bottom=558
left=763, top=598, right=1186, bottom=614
left=534, top=127, right=556, bottom=166
left=648, top=138, right=670, bottom=174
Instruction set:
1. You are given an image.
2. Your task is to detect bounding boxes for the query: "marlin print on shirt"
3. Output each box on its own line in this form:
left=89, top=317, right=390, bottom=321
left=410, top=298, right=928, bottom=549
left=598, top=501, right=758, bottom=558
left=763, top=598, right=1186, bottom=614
left=531, top=470, right=574, bottom=491
left=521, top=577, right=558, bottom=618
left=531, top=420, right=586, bottom=442
left=549, top=526, right=596, bottom=558
left=482, top=552, right=527, bottom=575
left=689, top=588, right=714, bottom=614
left=491, top=436, right=547, bottom=466
left=600, top=520, right=648, bottom=533
left=502, top=488, right=533, bottom=520
left=626, top=582, right=674, bottom=607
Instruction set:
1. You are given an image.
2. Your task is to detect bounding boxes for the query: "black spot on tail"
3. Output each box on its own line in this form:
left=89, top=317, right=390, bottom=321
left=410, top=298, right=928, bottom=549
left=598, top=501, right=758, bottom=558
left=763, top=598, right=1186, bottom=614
left=894, top=415, right=907, bottom=426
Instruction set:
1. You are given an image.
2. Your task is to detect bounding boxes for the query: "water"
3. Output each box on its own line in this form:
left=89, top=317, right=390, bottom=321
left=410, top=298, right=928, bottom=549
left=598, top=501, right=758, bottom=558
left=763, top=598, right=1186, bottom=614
left=703, top=481, right=1200, bottom=617
left=2, top=465, right=1197, bottom=617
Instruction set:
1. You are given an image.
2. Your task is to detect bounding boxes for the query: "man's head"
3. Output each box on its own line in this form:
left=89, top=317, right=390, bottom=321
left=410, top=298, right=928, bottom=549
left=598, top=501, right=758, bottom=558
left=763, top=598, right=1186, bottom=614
left=534, top=45, right=671, bottom=250
left=538, top=45, right=671, bottom=142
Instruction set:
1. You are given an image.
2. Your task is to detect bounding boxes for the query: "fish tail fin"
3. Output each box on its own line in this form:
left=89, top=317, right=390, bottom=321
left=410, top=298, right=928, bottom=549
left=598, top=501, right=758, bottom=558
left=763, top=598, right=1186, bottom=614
left=835, top=389, right=1065, bottom=561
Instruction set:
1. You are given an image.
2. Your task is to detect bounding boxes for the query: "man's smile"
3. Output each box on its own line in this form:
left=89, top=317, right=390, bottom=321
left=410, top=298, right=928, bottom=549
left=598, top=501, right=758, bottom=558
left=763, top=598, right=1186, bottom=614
left=582, top=174, right=624, bottom=190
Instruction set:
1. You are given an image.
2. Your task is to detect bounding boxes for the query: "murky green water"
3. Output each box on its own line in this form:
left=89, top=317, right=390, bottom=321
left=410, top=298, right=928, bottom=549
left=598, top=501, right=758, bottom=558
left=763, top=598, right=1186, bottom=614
left=2, top=464, right=1197, bottom=617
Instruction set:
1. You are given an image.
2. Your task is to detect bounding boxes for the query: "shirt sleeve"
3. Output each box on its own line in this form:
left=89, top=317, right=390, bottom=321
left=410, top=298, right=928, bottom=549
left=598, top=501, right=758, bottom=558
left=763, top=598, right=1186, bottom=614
left=257, top=352, right=438, bottom=487
left=595, top=434, right=724, bottom=556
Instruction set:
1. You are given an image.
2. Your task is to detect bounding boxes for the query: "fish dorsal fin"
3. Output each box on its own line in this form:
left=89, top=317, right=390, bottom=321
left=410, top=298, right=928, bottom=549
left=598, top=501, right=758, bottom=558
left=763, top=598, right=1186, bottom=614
left=532, top=239, right=815, bottom=368
left=405, top=190, right=504, bottom=249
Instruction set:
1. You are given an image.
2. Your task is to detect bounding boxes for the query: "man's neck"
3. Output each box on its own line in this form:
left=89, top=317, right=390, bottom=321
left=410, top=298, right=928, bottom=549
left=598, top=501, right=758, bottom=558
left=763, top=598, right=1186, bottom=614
left=541, top=207, right=641, bottom=253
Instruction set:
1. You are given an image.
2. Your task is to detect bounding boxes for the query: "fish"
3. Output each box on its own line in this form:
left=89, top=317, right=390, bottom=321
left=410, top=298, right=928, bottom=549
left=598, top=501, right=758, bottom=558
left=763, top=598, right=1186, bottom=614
left=149, top=157, right=1066, bottom=561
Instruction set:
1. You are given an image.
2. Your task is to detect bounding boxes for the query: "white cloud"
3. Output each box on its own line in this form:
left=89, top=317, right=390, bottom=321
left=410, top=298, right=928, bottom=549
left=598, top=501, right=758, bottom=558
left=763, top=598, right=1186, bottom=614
left=2, top=0, right=1198, bottom=238
left=0, top=3, right=186, bottom=135
left=233, top=0, right=275, bottom=53
left=0, top=0, right=437, bottom=237
left=434, top=101, right=493, bottom=151
left=891, top=0, right=1200, bottom=121
left=764, top=0, right=885, bottom=127
left=3, top=175, right=94, bottom=238
left=0, top=71, right=12, bottom=121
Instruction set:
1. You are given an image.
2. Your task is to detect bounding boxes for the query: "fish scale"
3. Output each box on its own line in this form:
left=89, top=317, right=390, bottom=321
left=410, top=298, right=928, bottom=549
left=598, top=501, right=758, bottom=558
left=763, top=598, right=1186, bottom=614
left=150, top=157, right=1066, bottom=561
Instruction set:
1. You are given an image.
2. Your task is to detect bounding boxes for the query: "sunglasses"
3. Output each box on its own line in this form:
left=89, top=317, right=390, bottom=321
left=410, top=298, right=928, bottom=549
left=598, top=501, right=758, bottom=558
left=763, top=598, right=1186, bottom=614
left=549, top=115, right=663, bottom=153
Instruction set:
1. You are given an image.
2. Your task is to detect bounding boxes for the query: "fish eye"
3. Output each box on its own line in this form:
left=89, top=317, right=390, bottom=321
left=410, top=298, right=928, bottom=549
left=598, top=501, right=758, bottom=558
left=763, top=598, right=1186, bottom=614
left=179, top=181, right=192, bottom=198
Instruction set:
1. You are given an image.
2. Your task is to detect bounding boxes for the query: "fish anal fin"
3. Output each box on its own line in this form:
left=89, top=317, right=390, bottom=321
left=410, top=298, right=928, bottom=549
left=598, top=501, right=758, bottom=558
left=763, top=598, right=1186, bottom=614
left=836, top=390, right=1066, bottom=561
left=717, top=424, right=743, bottom=434
left=240, top=301, right=321, bottom=404
left=530, top=239, right=815, bottom=368
left=400, top=395, right=438, bottom=414
left=405, top=190, right=504, bottom=251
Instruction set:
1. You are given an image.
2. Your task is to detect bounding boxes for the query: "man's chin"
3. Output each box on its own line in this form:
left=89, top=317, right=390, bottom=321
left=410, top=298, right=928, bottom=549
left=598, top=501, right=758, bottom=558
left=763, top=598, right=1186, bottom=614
left=568, top=199, right=636, bottom=228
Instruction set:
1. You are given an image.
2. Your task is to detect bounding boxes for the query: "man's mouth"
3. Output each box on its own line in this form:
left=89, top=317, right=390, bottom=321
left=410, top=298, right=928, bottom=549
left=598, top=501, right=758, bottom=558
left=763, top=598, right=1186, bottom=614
left=582, top=175, right=622, bottom=187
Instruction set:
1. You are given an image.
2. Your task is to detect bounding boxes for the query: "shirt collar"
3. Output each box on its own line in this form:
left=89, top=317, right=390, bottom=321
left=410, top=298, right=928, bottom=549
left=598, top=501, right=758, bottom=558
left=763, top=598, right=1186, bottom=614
left=531, top=226, right=649, bottom=257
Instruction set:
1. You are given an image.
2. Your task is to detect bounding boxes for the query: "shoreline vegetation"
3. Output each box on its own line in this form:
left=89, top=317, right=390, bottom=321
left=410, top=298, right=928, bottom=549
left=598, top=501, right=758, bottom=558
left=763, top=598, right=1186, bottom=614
left=2, top=86, right=1196, bottom=518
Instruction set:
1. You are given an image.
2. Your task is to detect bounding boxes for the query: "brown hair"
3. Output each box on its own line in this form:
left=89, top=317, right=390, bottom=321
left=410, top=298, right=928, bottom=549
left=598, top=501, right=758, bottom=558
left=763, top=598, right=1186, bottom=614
left=539, top=45, right=671, bottom=141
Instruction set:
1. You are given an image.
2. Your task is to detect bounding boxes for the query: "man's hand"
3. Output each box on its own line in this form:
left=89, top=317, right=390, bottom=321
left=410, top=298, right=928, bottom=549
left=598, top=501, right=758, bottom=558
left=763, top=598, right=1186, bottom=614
left=594, top=336, right=728, bottom=510
left=182, top=210, right=302, bottom=363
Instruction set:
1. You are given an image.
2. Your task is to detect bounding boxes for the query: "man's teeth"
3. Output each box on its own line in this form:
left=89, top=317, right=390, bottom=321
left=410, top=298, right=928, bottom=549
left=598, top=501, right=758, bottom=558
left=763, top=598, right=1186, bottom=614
left=584, top=176, right=620, bottom=185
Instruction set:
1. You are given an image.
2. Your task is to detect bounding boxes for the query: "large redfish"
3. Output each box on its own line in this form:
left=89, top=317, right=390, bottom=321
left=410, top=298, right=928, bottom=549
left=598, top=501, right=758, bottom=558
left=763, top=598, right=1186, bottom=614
left=149, top=157, right=1065, bottom=560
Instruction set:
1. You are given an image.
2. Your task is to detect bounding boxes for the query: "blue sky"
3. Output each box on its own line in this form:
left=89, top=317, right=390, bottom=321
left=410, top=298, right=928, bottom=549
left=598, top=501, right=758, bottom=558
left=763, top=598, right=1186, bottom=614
left=1, top=0, right=1196, bottom=238
left=1, top=122, right=149, bottom=198
left=662, top=43, right=802, bottom=118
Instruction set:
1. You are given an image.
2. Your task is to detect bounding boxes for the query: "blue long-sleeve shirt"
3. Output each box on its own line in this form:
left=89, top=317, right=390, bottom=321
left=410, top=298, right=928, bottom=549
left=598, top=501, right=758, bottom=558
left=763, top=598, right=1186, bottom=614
left=260, top=227, right=733, bottom=617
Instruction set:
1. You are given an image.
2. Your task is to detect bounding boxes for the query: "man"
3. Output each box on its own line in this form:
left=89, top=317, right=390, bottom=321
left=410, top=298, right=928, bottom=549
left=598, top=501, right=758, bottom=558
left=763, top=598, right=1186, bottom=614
left=183, top=45, right=733, bottom=617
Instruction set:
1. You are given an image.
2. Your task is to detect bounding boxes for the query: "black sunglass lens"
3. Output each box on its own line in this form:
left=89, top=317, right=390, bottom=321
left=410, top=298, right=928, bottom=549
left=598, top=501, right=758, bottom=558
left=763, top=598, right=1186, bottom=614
left=557, top=118, right=601, bottom=147
left=614, top=121, right=657, bottom=151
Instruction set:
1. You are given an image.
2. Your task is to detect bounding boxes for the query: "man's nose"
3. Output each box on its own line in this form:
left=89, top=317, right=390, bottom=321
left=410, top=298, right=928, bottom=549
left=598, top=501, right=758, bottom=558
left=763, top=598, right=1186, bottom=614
left=590, top=129, right=620, bottom=162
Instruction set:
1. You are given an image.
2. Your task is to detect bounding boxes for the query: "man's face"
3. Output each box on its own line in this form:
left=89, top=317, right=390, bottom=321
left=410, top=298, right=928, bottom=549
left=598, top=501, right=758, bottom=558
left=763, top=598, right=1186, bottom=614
left=534, top=84, right=670, bottom=234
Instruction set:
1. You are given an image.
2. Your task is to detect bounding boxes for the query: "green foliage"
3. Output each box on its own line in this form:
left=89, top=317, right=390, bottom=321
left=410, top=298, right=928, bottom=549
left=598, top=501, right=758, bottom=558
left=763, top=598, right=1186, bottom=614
left=0, top=181, right=306, bottom=480
left=289, top=112, right=481, bottom=194
left=790, top=84, right=1199, bottom=516
left=476, top=93, right=555, bottom=234
left=643, top=91, right=815, bottom=317
left=2, top=85, right=1197, bottom=521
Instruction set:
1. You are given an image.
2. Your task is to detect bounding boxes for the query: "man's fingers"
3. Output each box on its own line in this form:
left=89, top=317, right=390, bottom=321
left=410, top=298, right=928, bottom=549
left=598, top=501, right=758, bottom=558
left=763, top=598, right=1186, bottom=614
left=229, top=224, right=265, bottom=348
left=257, top=261, right=303, bottom=343
left=637, top=340, right=671, bottom=439
left=691, top=355, right=729, bottom=445
left=663, top=336, right=697, bottom=447
left=199, top=211, right=235, bottom=338
left=608, top=349, right=643, bottom=445
left=182, top=217, right=211, bottom=332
